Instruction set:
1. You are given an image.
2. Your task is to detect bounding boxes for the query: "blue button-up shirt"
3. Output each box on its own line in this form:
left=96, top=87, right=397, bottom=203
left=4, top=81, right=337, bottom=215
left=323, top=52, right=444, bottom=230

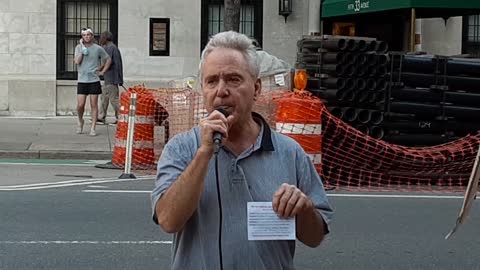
left=151, top=113, right=333, bottom=270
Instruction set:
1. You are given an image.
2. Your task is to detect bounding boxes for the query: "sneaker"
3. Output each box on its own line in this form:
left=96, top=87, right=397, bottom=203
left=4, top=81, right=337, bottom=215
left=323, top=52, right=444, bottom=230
left=89, top=129, right=97, bottom=136
left=76, top=119, right=84, bottom=134
left=96, top=119, right=106, bottom=125
left=109, top=120, right=118, bottom=126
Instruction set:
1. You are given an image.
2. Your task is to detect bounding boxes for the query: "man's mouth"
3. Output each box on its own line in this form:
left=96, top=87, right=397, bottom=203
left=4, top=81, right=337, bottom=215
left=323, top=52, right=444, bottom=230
left=215, top=106, right=230, bottom=111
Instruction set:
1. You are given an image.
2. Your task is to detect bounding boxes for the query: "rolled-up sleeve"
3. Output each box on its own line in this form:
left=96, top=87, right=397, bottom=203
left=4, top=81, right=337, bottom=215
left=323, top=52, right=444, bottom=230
left=297, top=149, right=334, bottom=233
left=151, top=132, right=196, bottom=224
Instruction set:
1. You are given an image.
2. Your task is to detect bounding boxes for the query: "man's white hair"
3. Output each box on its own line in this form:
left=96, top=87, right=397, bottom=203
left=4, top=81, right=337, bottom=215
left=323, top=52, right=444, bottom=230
left=198, top=31, right=259, bottom=81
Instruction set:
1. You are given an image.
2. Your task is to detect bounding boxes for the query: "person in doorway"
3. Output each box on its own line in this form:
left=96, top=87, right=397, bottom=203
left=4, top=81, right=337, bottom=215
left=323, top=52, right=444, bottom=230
left=151, top=31, right=333, bottom=269
left=97, top=31, right=124, bottom=125
left=74, top=27, right=111, bottom=136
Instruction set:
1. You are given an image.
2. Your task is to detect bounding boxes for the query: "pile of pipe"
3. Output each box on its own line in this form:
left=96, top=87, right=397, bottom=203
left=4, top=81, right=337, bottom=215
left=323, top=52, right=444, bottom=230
left=296, top=36, right=389, bottom=139
left=383, top=54, right=480, bottom=146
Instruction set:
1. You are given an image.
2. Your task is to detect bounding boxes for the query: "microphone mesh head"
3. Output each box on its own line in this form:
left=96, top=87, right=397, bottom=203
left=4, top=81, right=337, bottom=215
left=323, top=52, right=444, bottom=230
left=216, top=108, right=230, bottom=117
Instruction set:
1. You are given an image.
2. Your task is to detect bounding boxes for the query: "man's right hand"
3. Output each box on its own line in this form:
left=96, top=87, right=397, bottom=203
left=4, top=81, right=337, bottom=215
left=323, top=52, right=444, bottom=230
left=198, top=110, right=231, bottom=155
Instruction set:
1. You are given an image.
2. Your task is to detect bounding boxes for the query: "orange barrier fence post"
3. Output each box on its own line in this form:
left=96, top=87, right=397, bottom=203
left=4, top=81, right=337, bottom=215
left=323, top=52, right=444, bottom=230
left=119, top=92, right=137, bottom=179
left=112, top=86, right=156, bottom=170
left=275, top=91, right=324, bottom=176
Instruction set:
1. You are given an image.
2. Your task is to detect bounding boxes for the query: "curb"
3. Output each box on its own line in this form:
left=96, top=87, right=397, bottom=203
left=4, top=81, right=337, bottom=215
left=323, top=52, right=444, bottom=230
left=0, top=150, right=112, bottom=160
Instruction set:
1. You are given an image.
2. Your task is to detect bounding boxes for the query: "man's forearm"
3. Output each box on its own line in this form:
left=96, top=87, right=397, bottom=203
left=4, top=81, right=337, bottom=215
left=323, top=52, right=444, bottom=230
left=297, top=208, right=327, bottom=247
left=74, top=54, right=83, bottom=65
left=100, top=59, right=112, bottom=73
left=155, top=147, right=212, bottom=233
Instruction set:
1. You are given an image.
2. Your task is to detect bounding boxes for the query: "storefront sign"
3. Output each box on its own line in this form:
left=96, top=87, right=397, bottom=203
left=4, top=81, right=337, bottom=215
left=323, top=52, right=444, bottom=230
left=347, top=0, right=370, bottom=12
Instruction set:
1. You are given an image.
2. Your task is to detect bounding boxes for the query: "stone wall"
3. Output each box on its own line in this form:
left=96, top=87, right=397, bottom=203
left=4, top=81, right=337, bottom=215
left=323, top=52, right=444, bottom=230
left=118, top=0, right=201, bottom=82
left=0, top=0, right=467, bottom=116
left=0, top=0, right=57, bottom=116
left=263, top=0, right=310, bottom=67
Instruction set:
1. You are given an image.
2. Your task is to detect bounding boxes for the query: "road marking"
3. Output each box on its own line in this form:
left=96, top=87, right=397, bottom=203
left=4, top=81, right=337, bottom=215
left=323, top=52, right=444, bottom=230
left=0, top=159, right=111, bottom=167
left=0, top=176, right=153, bottom=188
left=0, top=240, right=172, bottom=245
left=0, top=176, right=154, bottom=191
left=1, top=178, right=112, bottom=189
left=82, top=190, right=467, bottom=199
left=83, top=189, right=151, bottom=193
left=87, top=185, right=109, bottom=188
left=328, top=193, right=465, bottom=199
left=55, top=174, right=93, bottom=178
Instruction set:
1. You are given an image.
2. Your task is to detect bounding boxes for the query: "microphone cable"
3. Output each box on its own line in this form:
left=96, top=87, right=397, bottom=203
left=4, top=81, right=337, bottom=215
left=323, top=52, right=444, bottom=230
left=212, top=108, right=228, bottom=270
left=214, top=150, right=224, bottom=270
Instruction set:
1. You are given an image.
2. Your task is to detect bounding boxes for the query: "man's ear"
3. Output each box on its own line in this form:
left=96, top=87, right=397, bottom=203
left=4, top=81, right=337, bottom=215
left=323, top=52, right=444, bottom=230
left=253, top=78, right=261, bottom=101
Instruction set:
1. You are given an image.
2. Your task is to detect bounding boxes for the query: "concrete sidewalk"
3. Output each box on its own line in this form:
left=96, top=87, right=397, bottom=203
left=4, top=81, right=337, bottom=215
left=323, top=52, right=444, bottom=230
left=0, top=116, right=116, bottom=160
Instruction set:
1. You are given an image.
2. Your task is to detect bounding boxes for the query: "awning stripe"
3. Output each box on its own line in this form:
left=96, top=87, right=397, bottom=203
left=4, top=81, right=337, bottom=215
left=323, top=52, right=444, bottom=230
left=321, top=0, right=480, bottom=18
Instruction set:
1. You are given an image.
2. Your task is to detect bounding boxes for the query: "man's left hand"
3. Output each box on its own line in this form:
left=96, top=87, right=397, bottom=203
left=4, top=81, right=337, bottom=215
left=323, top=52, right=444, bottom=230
left=272, top=183, right=314, bottom=218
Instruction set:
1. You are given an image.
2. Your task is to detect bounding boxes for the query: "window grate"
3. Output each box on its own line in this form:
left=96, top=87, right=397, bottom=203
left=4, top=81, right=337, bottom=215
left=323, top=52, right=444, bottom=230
left=201, top=0, right=263, bottom=52
left=57, top=0, right=118, bottom=80
left=239, top=5, right=254, bottom=37
left=463, top=14, right=480, bottom=57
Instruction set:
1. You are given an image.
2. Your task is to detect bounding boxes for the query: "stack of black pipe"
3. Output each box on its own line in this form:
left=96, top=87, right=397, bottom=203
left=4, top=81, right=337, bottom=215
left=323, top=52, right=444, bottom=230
left=297, top=36, right=389, bottom=139
left=383, top=54, right=480, bottom=146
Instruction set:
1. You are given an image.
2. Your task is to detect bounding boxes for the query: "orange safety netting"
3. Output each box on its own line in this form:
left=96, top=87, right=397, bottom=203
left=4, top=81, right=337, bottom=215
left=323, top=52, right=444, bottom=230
left=113, top=84, right=479, bottom=192
left=321, top=104, right=479, bottom=192
left=112, top=85, right=184, bottom=170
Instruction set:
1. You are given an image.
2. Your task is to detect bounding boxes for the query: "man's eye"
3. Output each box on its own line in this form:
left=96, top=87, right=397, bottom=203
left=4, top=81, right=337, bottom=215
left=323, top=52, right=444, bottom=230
left=229, top=77, right=241, bottom=83
left=206, top=80, right=217, bottom=86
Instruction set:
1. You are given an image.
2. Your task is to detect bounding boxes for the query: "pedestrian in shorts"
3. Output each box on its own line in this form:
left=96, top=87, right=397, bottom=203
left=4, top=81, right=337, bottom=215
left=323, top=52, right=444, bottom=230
left=74, top=27, right=111, bottom=136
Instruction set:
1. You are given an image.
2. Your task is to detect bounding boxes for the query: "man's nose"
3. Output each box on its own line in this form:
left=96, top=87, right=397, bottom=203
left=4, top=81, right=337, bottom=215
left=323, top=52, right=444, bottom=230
left=216, top=80, right=229, bottom=97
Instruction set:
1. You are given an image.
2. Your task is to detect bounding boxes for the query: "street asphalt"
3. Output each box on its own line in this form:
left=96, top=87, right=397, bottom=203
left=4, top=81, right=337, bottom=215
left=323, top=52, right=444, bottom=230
left=2, top=118, right=480, bottom=269
left=1, top=170, right=480, bottom=270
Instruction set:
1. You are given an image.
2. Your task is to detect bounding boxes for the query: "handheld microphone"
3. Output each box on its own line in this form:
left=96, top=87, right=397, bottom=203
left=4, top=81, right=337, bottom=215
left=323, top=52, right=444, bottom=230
left=213, top=108, right=230, bottom=154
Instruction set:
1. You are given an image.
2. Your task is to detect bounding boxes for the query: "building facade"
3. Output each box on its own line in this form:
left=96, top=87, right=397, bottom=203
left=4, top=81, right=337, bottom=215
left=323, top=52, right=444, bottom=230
left=419, top=15, right=480, bottom=57
left=0, top=0, right=478, bottom=116
left=1, top=0, right=320, bottom=116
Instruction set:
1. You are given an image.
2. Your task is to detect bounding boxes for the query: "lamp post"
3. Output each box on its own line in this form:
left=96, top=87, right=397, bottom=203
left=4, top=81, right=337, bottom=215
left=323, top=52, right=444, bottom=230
left=279, top=0, right=292, bottom=23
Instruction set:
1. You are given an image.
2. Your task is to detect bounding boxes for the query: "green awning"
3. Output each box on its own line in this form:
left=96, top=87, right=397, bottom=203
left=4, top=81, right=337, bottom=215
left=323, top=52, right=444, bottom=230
left=322, top=0, right=480, bottom=18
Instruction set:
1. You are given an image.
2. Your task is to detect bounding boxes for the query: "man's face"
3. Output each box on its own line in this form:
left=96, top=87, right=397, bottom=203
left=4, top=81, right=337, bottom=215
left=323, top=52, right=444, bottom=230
left=201, top=48, right=261, bottom=125
left=81, top=33, right=93, bottom=43
left=99, top=36, right=106, bottom=45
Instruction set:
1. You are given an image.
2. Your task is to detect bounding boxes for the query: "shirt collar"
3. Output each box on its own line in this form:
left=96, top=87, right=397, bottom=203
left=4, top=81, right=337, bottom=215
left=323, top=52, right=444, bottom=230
left=252, top=112, right=274, bottom=152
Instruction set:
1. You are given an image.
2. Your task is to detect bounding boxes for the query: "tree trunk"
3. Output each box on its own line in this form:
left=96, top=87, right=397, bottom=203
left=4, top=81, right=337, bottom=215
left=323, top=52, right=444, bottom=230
left=224, top=0, right=241, bottom=32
